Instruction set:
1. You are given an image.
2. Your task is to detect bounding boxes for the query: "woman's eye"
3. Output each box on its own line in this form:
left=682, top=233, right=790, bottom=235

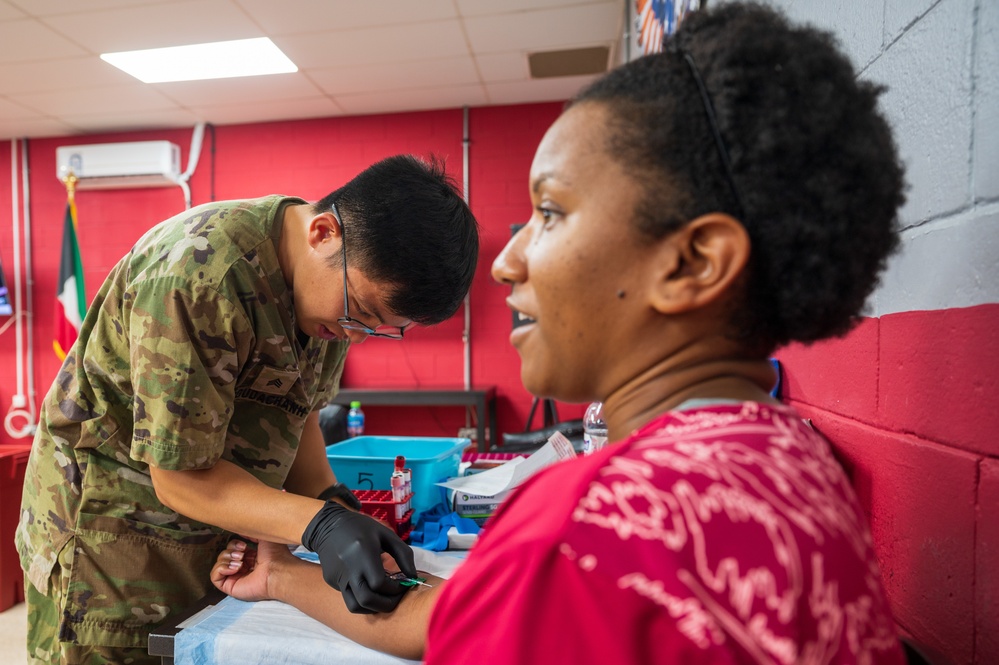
left=538, top=207, right=560, bottom=227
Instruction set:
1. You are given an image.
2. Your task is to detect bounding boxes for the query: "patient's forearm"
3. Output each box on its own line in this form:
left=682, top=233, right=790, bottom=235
left=272, top=557, right=442, bottom=660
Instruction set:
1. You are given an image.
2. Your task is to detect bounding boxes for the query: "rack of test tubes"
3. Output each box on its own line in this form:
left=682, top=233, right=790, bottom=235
left=356, top=455, right=413, bottom=541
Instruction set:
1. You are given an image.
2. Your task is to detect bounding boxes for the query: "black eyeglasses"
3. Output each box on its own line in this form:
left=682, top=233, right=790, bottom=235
left=330, top=201, right=405, bottom=340
left=681, top=49, right=747, bottom=222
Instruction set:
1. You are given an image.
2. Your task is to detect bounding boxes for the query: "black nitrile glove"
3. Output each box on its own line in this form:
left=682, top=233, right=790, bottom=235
left=316, top=482, right=363, bottom=511
left=301, top=501, right=418, bottom=614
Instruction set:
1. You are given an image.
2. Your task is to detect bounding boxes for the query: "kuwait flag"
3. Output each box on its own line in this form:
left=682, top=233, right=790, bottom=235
left=53, top=197, right=86, bottom=360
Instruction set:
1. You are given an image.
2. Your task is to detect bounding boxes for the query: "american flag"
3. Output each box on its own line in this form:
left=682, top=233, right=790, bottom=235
left=635, top=0, right=703, bottom=55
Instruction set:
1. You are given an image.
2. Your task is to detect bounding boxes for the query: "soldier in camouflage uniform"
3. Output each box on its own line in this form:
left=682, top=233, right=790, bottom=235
left=16, top=155, right=479, bottom=664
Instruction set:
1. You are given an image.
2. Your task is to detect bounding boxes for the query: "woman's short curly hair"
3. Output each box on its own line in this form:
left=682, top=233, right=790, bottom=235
left=573, top=2, right=905, bottom=353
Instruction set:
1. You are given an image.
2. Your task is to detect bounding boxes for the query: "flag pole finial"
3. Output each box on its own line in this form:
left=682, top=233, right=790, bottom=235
left=63, top=171, right=78, bottom=200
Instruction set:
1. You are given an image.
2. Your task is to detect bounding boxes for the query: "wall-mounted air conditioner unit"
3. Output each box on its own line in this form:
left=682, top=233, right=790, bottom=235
left=55, top=141, right=181, bottom=190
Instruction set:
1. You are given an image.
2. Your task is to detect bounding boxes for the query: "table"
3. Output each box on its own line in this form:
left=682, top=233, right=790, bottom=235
left=148, top=587, right=226, bottom=664
left=149, top=548, right=466, bottom=664
left=331, top=387, right=496, bottom=452
left=0, top=445, right=32, bottom=612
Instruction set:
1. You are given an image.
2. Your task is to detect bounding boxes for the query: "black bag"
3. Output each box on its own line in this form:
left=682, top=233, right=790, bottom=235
left=498, top=419, right=585, bottom=454
left=318, top=404, right=348, bottom=445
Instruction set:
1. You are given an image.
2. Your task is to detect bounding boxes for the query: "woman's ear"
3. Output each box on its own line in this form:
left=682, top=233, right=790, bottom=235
left=650, top=213, right=750, bottom=314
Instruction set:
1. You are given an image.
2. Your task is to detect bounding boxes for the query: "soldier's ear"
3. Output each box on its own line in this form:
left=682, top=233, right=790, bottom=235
left=307, top=212, right=341, bottom=249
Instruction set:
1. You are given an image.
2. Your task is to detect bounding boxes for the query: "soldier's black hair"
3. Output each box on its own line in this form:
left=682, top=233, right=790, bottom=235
left=573, top=2, right=905, bottom=354
left=314, top=154, right=479, bottom=325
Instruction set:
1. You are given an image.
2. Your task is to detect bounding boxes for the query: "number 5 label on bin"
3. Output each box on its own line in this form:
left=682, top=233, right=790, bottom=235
left=356, top=472, right=374, bottom=490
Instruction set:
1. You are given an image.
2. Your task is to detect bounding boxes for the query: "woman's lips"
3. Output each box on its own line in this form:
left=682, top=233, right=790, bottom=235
left=514, top=311, right=536, bottom=326
left=509, top=316, right=535, bottom=348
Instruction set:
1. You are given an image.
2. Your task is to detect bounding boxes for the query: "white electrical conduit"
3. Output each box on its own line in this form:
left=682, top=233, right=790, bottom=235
left=9, top=140, right=22, bottom=391
left=22, top=138, right=37, bottom=424
left=5, top=138, right=36, bottom=438
left=462, top=106, right=471, bottom=393
left=176, top=122, right=206, bottom=209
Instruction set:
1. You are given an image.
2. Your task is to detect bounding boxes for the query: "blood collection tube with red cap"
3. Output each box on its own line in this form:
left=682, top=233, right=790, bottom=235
left=391, top=456, right=406, bottom=520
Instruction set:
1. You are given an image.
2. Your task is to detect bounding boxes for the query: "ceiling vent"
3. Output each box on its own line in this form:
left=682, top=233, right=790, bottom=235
left=528, top=46, right=610, bottom=79
left=55, top=141, right=181, bottom=190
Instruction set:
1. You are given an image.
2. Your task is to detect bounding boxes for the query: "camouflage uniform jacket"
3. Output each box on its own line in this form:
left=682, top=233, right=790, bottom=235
left=16, top=195, right=349, bottom=648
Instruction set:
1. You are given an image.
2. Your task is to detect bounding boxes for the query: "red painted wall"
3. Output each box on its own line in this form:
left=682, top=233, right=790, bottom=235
left=0, top=103, right=583, bottom=451
left=777, top=303, right=998, bottom=664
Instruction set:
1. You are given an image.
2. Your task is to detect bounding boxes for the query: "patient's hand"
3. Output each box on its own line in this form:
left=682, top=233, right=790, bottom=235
left=213, top=538, right=441, bottom=660
left=212, top=539, right=297, bottom=602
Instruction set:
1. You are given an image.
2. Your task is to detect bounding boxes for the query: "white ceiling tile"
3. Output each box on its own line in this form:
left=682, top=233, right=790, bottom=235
left=151, top=72, right=323, bottom=107
left=41, top=0, right=261, bottom=53
left=8, top=0, right=166, bottom=16
left=12, top=83, right=177, bottom=116
left=464, top=3, right=623, bottom=53
left=58, top=107, right=202, bottom=135
left=236, top=0, right=457, bottom=34
left=188, top=96, right=343, bottom=126
left=275, top=20, right=469, bottom=69
left=457, top=0, right=617, bottom=17
left=310, top=57, right=479, bottom=96
left=2, top=116, right=78, bottom=139
left=0, top=56, right=135, bottom=93
left=485, top=74, right=597, bottom=105
left=334, top=84, right=488, bottom=116
left=0, top=95, right=39, bottom=119
left=0, top=2, right=27, bottom=20
left=0, top=17, right=87, bottom=62
left=475, top=52, right=530, bottom=82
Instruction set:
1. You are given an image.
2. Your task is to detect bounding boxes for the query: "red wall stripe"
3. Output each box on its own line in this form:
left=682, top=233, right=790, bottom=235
left=790, top=406, right=979, bottom=665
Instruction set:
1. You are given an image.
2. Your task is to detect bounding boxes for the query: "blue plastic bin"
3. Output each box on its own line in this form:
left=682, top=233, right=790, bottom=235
left=326, top=436, right=469, bottom=519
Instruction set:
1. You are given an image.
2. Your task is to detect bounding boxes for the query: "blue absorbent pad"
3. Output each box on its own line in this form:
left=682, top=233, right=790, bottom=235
left=175, top=546, right=466, bottom=664
left=174, top=595, right=418, bottom=665
left=410, top=506, right=481, bottom=551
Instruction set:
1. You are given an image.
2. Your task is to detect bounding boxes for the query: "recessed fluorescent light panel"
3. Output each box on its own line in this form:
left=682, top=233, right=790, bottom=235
left=101, top=37, right=297, bottom=83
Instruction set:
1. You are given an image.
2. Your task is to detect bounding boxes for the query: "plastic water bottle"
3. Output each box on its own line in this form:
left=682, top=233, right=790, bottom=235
left=582, top=401, right=608, bottom=455
left=346, top=401, right=365, bottom=438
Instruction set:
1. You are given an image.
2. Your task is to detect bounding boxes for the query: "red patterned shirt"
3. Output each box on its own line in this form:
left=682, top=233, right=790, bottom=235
left=427, top=402, right=904, bottom=664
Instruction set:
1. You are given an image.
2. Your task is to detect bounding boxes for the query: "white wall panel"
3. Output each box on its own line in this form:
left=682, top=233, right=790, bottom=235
left=973, top=0, right=999, bottom=201
left=867, top=0, right=975, bottom=227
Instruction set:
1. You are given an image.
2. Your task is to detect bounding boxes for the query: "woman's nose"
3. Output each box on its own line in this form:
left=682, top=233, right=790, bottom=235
left=491, top=223, right=530, bottom=285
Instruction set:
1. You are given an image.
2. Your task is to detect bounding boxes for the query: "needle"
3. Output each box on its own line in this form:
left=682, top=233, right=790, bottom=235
left=388, top=571, right=434, bottom=588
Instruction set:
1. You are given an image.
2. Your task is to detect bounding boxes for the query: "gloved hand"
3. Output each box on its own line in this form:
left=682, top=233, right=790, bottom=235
left=316, top=482, right=363, bottom=511
left=301, top=501, right=418, bottom=614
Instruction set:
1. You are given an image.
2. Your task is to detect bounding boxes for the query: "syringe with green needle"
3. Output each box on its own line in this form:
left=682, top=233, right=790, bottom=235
left=401, top=577, right=433, bottom=588
left=388, top=571, right=433, bottom=588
